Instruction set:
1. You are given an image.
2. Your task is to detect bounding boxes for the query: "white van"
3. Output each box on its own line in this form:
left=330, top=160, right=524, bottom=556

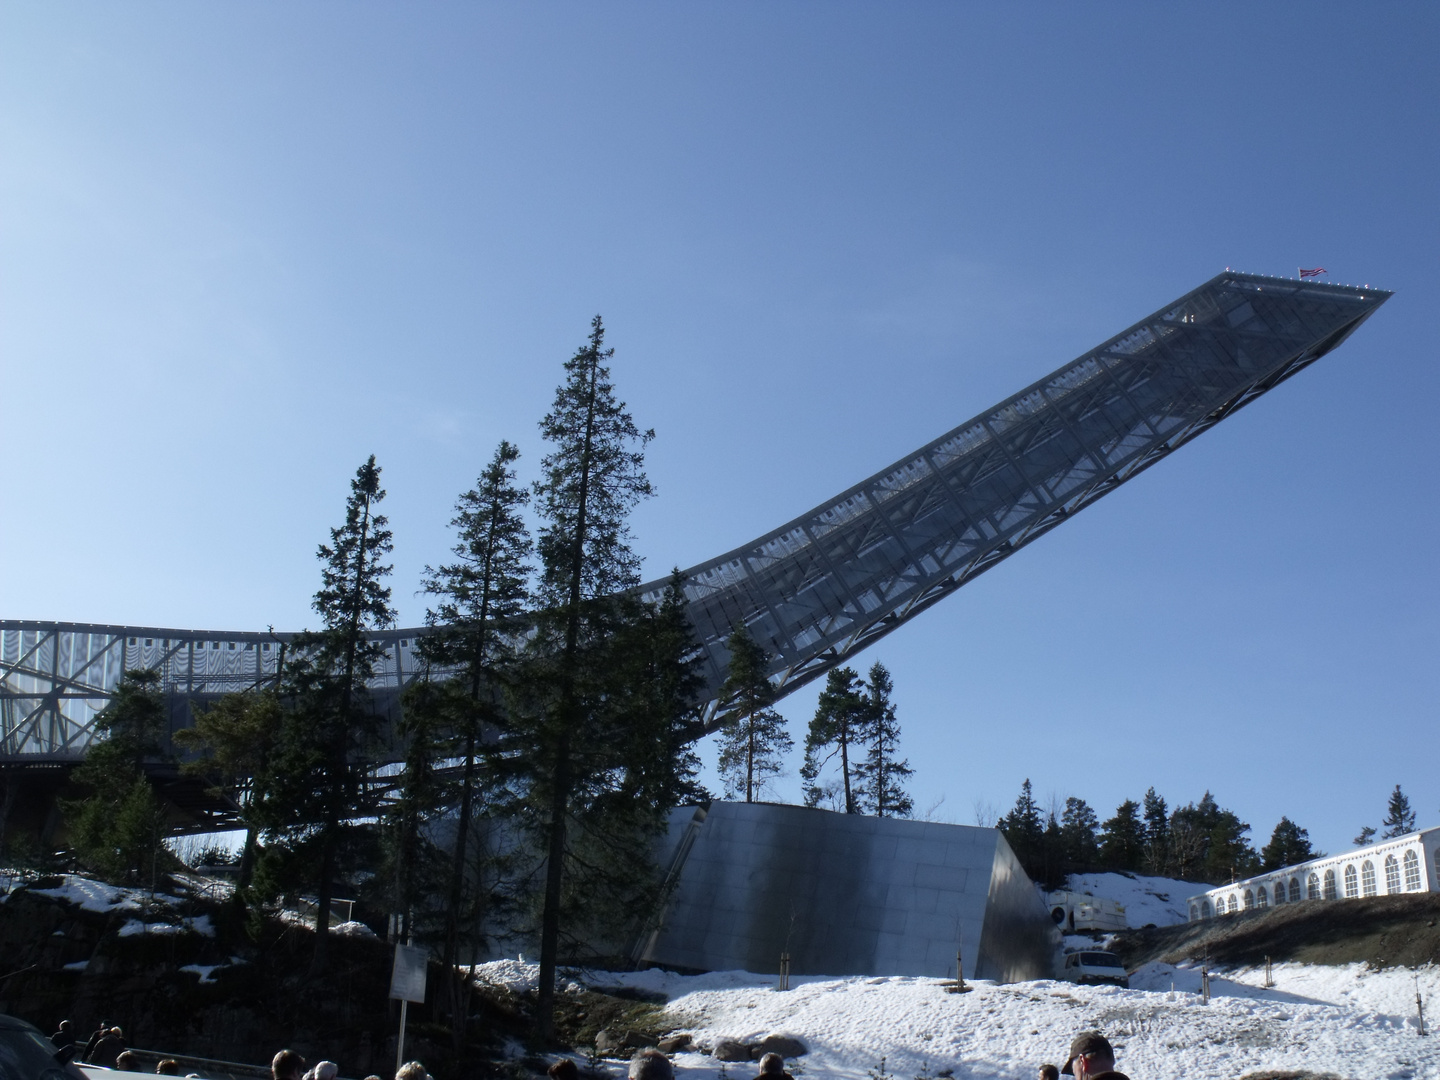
left=1060, top=949, right=1129, bottom=988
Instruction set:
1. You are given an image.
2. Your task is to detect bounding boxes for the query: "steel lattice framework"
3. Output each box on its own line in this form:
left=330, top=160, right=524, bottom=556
left=1, top=271, right=1390, bottom=760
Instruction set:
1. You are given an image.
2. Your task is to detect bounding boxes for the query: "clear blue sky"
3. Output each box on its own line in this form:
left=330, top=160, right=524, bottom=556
left=3, top=3, right=1436, bottom=859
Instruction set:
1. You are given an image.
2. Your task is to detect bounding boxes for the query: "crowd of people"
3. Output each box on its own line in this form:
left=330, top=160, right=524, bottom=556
left=51, top=1016, right=1127, bottom=1080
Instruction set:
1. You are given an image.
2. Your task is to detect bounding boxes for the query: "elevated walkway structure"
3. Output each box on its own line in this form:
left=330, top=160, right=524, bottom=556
left=1, top=271, right=1390, bottom=761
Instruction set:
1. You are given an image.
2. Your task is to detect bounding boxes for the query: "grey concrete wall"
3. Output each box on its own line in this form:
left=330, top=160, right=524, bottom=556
left=637, top=802, right=1059, bottom=982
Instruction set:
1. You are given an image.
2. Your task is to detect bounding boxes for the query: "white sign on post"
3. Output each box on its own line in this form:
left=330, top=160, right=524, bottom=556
left=390, top=943, right=428, bottom=1003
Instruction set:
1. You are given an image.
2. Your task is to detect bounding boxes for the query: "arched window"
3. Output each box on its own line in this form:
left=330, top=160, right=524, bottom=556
left=1289, top=877, right=1302, bottom=903
left=1344, top=864, right=1358, bottom=898
left=1273, top=880, right=1286, bottom=905
left=1244, top=889, right=1255, bottom=910
left=1190, top=903, right=1200, bottom=921
left=1307, top=872, right=1321, bottom=900
left=1256, top=884, right=1269, bottom=909
left=1201, top=899, right=1212, bottom=918
left=1362, top=860, right=1377, bottom=896
left=1228, top=893, right=1239, bottom=914
left=1404, top=850, right=1421, bottom=891
left=1323, top=869, right=1337, bottom=900
left=1385, top=854, right=1401, bottom=894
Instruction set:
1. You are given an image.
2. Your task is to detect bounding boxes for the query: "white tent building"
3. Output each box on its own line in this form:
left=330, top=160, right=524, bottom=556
left=1188, top=827, right=1440, bottom=920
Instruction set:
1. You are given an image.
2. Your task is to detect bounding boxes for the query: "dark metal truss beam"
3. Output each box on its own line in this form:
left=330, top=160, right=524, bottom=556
left=1, top=271, right=1390, bottom=760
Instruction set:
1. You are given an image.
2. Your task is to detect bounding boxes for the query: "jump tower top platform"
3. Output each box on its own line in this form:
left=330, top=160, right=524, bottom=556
left=1, top=271, right=1391, bottom=761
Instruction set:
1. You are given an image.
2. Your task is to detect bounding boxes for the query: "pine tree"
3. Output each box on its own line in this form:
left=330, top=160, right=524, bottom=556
left=1099, top=799, right=1145, bottom=872
left=266, top=455, right=395, bottom=959
left=716, top=626, right=793, bottom=803
left=1354, top=825, right=1376, bottom=847
left=800, top=667, right=867, bottom=812
left=997, top=779, right=1045, bottom=877
left=1381, top=785, right=1416, bottom=839
left=1141, top=787, right=1169, bottom=875
left=526, top=315, right=657, bottom=1038
left=1260, top=817, right=1317, bottom=871
left=1060, top=796, right=1099, bottom=874
left=1167, top=792, right=1258, bottom=884
left=63, top=669, right=170, bottom=883
left=385, top=675, right=453, bottom=941
left=419, top=439, right=532, bottom=1008
left=858, top=662, right=913, bottom=818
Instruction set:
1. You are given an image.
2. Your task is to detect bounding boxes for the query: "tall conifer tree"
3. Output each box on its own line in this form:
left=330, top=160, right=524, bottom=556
left=858, top=662, right=912, bottom=818
left=268, top=455, right=395, bottom=959
left=1381, top=784, right=1416, bottom=839
left=527, top=315, right=655, bottom=1038
left=716, top=626, right=793, bottom=803
left=800, top=667, right=867, bottom=812
left=419, top=440, right=532, bottom=999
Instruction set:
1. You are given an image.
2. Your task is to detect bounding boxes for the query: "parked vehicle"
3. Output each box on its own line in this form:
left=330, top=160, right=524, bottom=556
left=0, top=1015, right=85, bottom=1080
left=1060, top=949, right=1129, bottom=987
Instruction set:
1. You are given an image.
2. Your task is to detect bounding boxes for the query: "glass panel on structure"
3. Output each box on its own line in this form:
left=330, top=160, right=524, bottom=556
left=1344, top=865, right=1358, bottom=898
left=1362, top=861, right=1377, bottom=896
left=1290, top=877, right=1302, bottom=903
left=1228, top=894, right=1238, bottom=914
left=1272, top=881, right=1285, bottom=905
left=1307, top=873, right=1320, bottom=900
left=1201, top=900, right=1211, bottom=918
left=1405, top=850, right=1421, bottom=891
left=1323, top=869, right=1337, bottom=900
left=1385, top=855, right=1401, bottom=894
left=1256, top=885, right=1268, bottom=909
left=1243, top=889, right=1254, bottom=910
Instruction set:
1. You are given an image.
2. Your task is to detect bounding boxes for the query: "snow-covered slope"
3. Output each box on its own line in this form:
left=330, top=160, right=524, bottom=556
left=1064, top=871, right=1206, bottom=927
left=481, top=960, right=1440, bottom=1080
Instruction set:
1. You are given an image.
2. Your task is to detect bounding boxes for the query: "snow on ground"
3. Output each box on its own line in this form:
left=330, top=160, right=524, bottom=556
left=1064, top=872, right=1206, bottom=927
left=116, top=914, right=215, bottom=937
left=477, top=960, right=1440, bottom=1080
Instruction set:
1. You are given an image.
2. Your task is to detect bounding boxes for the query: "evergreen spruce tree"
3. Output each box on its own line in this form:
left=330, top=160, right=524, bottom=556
left=419, top=439, right=532, bottom=1008
left=800, top=667, right=867, bottom=812
left=1141, top=787, right=1169, bottom=875
left=385, top=674, right=453, bottom=941
left=265, top=455, right=395, bottom=960
left=1354, top=825, right=1377, bottom=847
left=1260, top=817, right=1317, bottom=871
left=1059, top=797, right=1099, bottom=875
left=1381, top=785, right=1416, bottom=839
left=524, top=315, right=659, bottom=1038
left=63, top=668, right=170, bottom=883
left=858, top=662, right=913, bottom=818
left=716, top=626, right=793, bottom=803
left=997, top=779, right=1045, bottom=878
left=1098, top=799, right=1145, bottom=872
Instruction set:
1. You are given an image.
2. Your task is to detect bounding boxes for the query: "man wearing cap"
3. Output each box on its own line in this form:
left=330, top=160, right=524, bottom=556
left=1060, top=1032, right=1129, bottom=1080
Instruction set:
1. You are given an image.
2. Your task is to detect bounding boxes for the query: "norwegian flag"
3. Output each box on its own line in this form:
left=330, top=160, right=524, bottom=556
left=1299, top=267, right=1327, bottom=279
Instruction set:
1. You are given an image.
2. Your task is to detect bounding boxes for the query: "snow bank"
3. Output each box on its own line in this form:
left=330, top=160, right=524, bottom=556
left=1064, top=872, right=1206, bottom=927
left=474, top=959, right=1440, bottom=1079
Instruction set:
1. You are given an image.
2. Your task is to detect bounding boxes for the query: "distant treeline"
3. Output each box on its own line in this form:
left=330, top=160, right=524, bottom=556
left=995, top=779, right=1421, bottom=889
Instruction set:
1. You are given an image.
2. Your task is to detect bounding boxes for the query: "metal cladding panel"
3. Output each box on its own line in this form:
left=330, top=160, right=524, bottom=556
left=975, top=831, right=1063, bottom=982
left=638, top=802, right=1054, bottom=981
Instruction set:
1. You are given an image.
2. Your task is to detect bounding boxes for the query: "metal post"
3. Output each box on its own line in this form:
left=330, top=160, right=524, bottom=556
left=1417, top=975, right=1426, bottom=1037
left=778, top=952, right=790, bottom=991
left=396, top=999, right=408, bottom=1070
left=1201, top=966, right=1210, bottom=1005
left=1264, top=955, right=1273, bottom=989
left=956, top=948, right=967, bottom=992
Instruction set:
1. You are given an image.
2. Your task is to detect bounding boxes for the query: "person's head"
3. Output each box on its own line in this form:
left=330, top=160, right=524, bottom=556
left=313, top=1062, right=338, bottom=1080
left=758, top=1053, right=786, bottom=1076
left=628, top=1050, right=673, bottom=1080
left=157, top=1060, right=183, bottom=1075
left=273, top=1050, right=307, bottom=1080
left=58, top=1021, right=72, bottom=1032
left=1061, top=1032, right=1115, bottom=1080
left=396, top=1061, right=431, bottom=1080
left=115, top=1052, right=139, bottom=1071
left=548, top=1060, right=580, bottom=1080
left=110, top=1028, right=124, bottom=1039
left=1039, top=1065, right=1060, bottom=1080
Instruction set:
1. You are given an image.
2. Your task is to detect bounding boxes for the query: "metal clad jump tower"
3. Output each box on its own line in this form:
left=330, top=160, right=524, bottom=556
left=641, top=271, right=1390, bottom=720
left=1, top=271, right=1391, bottom=758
